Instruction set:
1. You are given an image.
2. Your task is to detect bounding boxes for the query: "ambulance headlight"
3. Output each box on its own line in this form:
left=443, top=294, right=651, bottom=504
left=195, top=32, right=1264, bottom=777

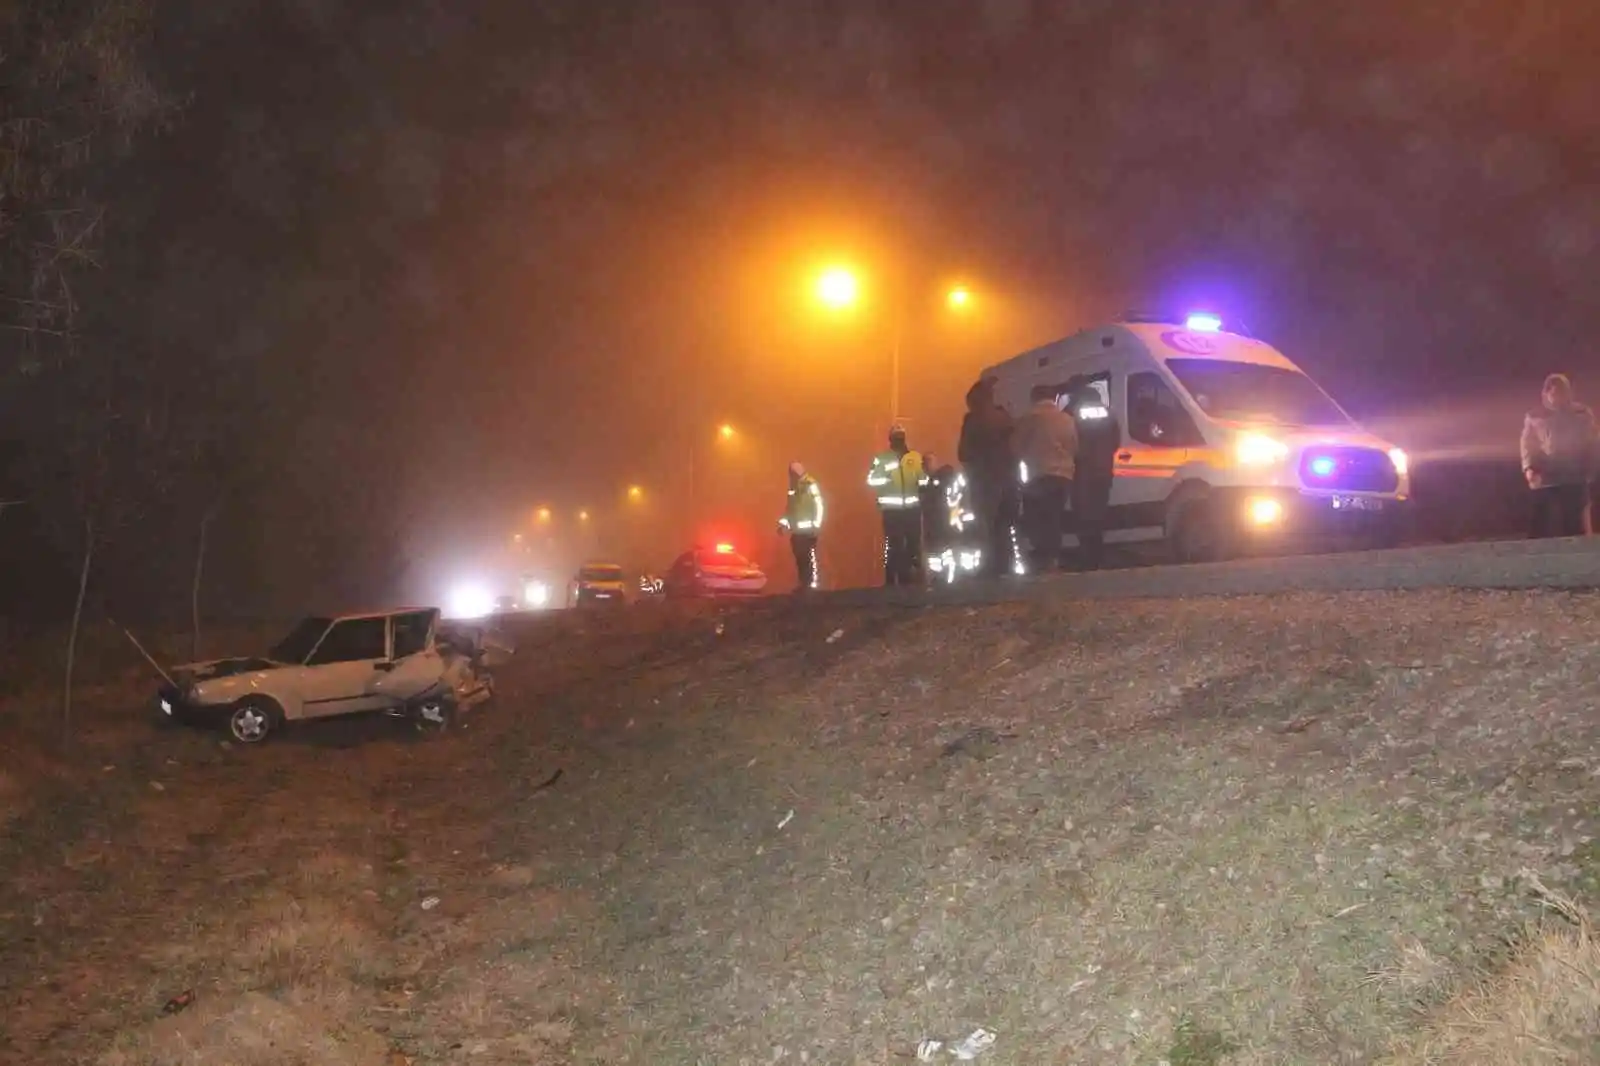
left=1235, top=432, right=1288, bottom=467
left=1387, top=447, right=1409, bottom=477
left=1246, top=496, right=1285, bottom=527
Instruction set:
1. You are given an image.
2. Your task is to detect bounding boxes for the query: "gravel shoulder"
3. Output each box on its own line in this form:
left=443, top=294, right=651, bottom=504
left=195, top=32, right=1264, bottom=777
left=4, top=591, right=1600, bottom=1065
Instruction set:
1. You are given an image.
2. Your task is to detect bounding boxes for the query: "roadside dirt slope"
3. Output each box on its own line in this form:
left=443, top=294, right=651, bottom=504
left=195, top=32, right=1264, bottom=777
left=4, top=592, right=1600, bottom=1065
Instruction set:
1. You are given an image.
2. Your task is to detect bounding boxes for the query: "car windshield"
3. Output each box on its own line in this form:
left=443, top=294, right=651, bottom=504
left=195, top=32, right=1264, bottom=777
left=1165, top=358, right=1350, bottom=427
left=579, top=566, right=623, bottom=582
left=269, top=616, right=331, bottom=663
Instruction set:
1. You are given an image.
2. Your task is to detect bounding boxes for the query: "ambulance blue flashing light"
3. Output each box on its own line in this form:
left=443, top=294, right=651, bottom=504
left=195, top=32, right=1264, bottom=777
left=1185, top=312, right=1223, bottom=333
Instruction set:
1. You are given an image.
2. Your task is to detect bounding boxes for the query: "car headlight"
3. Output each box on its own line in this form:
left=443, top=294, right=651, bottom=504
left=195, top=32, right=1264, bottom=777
left=1387, top=447, right=1409, bottom=477
left=1235, top=432, right=1289, bottom=467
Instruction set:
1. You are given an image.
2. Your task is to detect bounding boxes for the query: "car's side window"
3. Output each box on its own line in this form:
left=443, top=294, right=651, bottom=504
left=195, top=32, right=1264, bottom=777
left=307, top=617, right=387, bottom=666
left=391, top=611, right=432, bottom=659
left=1127, top=371, right=1202, bottom=448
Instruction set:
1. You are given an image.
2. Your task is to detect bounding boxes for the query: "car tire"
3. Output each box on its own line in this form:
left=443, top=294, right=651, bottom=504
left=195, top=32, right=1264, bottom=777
left=228, top=696, right=281, bottom=745
left=1169, top=497, right=1229, bottom=565
left=411, top=693, right=454, bottom=736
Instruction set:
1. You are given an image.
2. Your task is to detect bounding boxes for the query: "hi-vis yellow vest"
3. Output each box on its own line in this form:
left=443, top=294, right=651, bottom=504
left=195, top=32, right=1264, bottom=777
left=780, top=474, right=825, bottom=532
left=866, top=449, right=926, bottom=508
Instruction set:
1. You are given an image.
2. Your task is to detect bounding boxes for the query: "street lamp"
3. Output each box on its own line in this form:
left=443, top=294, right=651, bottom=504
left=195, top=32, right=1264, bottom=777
left=816, top=267, right=859, bottom=309
left=627, top=485, right=644, bottom=502
left=813, top=265, right=978, bottom=423
left=536, top=506, right=553, bottom=524
left=578, top=509, right=591, bottom=522
left=688, top=422, right=738, bottom=519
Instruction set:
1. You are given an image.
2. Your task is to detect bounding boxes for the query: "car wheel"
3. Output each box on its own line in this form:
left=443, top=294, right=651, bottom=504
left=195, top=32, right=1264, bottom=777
left=412, top=694, right=454, bottom=735
left=228, top=697, right=280, bottom=744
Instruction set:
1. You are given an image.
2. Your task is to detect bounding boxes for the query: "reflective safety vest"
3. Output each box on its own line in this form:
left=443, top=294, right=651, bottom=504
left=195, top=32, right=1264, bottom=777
left=867, top=449, right=926, bottom=508
left=946, top=470, right=976, bottom=532
left=779, top=474, right=825, bottom=533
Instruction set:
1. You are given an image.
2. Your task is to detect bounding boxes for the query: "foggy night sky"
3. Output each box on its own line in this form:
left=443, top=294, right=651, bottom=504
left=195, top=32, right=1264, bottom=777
left=4, top=0, right=1599, bottom=616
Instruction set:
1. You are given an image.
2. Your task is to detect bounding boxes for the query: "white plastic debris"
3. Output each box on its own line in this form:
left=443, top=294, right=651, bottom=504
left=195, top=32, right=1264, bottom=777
left=949, top=1029, right=996, bottom=1059
left=826, top=628, right=845, bottom=644
left=777, top=809, right=795, bottom=830
left=420, top=896, right=441, bottom=911
left=916, top=1029, right=996, bottom=1061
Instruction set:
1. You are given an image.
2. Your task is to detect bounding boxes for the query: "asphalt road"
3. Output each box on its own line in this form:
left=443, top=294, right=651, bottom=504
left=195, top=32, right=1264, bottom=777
left=824, top=535, right=1600, bottom=607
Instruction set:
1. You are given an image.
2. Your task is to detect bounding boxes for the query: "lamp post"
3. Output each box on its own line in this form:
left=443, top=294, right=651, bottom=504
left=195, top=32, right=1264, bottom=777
left=814, top=266, right=975, bottom=424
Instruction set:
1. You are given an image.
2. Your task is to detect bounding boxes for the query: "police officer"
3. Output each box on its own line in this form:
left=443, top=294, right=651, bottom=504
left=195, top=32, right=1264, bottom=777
left=867, top=424, right=926, bottom=586
left=777, top=461, right=824, bottom=590
left=1067, top=381, right=1121, bottom=569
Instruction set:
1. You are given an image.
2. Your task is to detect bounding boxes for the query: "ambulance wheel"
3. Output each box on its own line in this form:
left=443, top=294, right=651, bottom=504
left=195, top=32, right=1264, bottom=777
left=1169, top=498, right=1229, bottom=564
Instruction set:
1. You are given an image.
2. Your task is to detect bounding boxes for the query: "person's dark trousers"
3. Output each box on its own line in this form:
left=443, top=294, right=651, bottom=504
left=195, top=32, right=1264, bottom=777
left=790, top=534, right=819, bottom=590
left=901, top=512, right=924, bottom=585
left=880, top=508, right=919, bottom=587
left=1024, top=475, right=1071, bottom=571
left=1530, top=484, right=1589, bottom=538
left=969, top=474, right=1016, bottom=578
left=1072, top=474, right=1113, bottom=570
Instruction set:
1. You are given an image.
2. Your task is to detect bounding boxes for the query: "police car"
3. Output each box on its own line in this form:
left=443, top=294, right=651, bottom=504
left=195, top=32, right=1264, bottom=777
left=980, top=312, right=1412, bottom=562
left=663, top=544, right=768, bottom=598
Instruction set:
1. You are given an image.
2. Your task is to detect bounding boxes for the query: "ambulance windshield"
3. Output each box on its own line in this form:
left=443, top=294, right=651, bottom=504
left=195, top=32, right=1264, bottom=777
left=1166, top=358, right=1350, bottom=427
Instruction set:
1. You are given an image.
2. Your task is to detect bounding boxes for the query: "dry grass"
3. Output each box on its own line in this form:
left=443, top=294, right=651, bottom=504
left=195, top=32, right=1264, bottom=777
left=0, top=768, right=21, bottom=826
left=98, top=991, right=393, bottom=1066
left=9, top=592, right=1600, bottom=1064
left=1383, top=876, right=1600, bottom=1065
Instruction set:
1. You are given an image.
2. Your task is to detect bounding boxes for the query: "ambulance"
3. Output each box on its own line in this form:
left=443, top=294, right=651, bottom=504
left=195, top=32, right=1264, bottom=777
left=979, top=312, right=1411, bottom=562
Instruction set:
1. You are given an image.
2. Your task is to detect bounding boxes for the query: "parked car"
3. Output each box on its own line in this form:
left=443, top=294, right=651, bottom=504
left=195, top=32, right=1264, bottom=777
left=156, top=607, right=504, bottom=745
left=572, top=562, right=628, bottom=606
left=663, top=544, right=768, bottom=599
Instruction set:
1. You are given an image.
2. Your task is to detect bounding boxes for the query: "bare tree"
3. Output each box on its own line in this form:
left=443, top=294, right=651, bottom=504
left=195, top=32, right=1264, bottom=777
left=2, top=1, right=171, bottom=377
left=191, top=499, right=218, bottom=659
left=1, top=1, right=176, bottom=747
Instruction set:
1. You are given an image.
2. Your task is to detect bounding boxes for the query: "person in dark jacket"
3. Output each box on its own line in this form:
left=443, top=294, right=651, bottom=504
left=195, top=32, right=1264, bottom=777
left=1066, top=381, right=1121, bottom=570
left=1521, top=373, right=1598, bottom=538
left=958, top=378, right=1018, bottom=577
left=1013, top=384, right=1078, bottom=572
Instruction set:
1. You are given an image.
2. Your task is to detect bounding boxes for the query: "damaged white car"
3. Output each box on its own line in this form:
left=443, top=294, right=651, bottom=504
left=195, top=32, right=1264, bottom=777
left=156, top=607, right=507, bottom=744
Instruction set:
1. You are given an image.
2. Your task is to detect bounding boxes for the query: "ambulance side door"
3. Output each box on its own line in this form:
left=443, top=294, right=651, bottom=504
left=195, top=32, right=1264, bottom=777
left=1109, top=368, right=1205, bottom=540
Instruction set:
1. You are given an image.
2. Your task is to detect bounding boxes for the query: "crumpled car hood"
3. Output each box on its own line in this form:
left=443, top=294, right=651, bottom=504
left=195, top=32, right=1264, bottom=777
left=171, top=657, right=284, bottom=684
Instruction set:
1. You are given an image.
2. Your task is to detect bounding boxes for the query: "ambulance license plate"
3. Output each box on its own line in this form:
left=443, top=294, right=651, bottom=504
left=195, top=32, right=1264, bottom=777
left=1330, top=494, right=1383, bottom=512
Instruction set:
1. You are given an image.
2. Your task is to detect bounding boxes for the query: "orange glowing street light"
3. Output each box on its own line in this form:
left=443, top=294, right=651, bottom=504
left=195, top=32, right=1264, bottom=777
left=626, top=485, right=644, bottom=502
left=811, top=264, right=981, bottom=421
left=718, top=422, right=736, bottom=441
left=535, top=506, right=553, bottom=524
left=815, top=267, right=860, bottom=309
left=578, top=509, right=591, bottom=522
